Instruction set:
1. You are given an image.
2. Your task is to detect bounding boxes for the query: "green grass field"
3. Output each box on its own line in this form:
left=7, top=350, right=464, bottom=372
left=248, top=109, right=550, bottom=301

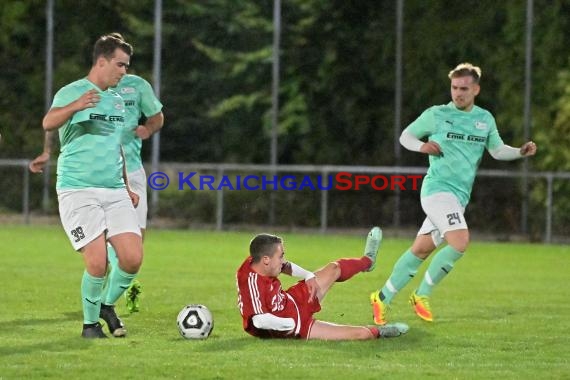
left=1, top=225, right=568, bottom=379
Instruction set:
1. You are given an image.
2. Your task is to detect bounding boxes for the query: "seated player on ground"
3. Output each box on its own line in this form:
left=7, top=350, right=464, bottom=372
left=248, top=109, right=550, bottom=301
left=236, top=227, right=409, bottom=340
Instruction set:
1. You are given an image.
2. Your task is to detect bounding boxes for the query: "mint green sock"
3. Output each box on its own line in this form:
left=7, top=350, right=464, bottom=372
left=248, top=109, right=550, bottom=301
left=417, top=245, right=464, bottom=296
left=107, top=243, right=119, bottom=269
left=81, top=271, right=105, bottom=324
left=380, top=249, right=424, bottom=304
left=103, top=265, right=136, bottom=305
left=101, top=244, right=118, bottom=303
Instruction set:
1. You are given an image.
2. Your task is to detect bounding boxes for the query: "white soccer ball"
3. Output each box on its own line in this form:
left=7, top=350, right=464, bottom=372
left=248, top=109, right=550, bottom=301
left=176, top=304, right=214, bottom=339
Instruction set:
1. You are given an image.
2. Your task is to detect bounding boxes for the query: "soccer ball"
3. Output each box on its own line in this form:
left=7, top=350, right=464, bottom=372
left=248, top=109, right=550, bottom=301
left=176, top=304, right=214, bottom=339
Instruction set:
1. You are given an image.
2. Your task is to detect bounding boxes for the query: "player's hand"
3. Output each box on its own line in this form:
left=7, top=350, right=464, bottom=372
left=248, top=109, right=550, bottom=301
left=128, top=189, right=140, bottom=208
left=420, top=141, right=443, bottom=156
left=29, top=152, right=50, bottom=173
left=520, top=141, right=537, bottom=156
left=305, top=277, right=320, bottom=304
left=76, top=89, right=100, bottom=111
left=135, top=125, right=152, bottom=140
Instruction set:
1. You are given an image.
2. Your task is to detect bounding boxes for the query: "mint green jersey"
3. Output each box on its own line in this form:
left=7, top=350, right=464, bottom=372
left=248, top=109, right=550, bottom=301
left=406, top=102, right=504, bottom=206
left=112, top=74, right=163, bottom=173
left=54, top=78, right=128, bottom=190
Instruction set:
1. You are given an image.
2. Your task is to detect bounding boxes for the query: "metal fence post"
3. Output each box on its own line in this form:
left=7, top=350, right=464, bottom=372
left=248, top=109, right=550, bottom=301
left=216, top=167, right=224, bottom=231
left=545, top=173, right=553, bottom=244
left=23, top=164, right=30, bottom=224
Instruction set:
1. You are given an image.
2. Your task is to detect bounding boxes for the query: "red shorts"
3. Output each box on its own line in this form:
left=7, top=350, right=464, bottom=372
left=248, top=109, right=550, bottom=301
left=245, top=280, right=322, bottom=340
left=286, top=280, right=322, bottom=339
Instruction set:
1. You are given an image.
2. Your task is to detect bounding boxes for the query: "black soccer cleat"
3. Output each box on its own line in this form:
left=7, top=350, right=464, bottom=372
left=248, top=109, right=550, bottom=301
left=81, top=322, right=108, bottom=339
left=99, top=304, right=127, bottom=337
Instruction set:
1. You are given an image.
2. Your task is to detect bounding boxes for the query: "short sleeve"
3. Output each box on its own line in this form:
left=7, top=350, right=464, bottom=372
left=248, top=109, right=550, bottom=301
left=405, top=107, right=437, bottom=138
left=485, top=115, right=504, bottom=150
left=137, top=78, right=163, bottom=117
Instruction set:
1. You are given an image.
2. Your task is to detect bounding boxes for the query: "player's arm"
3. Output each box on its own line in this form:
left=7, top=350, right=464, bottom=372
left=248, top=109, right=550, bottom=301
left=238, top=270, right=295, bottom=332
left=135, top=112, right=164, bottom=140
left=486, top=119, right=537, bottom=160
left=400, top=107, right=442, bottom=156
left=281, top=261, right=319, bottom=303
left=281, top=261, right=315, bottom=280
left=43, top=89, right=100, bottom=131
left=400, top=129, right=442, bottom=156
left=251, top=313, right=295, bottom=332
left=489, top=141, right=537, bottom=160
left=29, top=131, right=56, bottom=173
left=120, top=146, right=139, bottom=207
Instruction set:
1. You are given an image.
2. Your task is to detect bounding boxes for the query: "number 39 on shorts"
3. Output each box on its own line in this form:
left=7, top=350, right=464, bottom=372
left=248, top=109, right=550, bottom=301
left=70, top=226, right=85, bottom=242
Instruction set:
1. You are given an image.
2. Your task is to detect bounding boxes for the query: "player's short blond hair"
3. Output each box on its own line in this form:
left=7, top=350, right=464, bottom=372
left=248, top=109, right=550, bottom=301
left=448, top=63, right=482, bottom=83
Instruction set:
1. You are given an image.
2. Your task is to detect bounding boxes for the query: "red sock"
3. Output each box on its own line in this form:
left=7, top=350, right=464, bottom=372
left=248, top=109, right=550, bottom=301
left=336, top=257, right=372, bottom=282
left=367, top=326, right=380, bottom=338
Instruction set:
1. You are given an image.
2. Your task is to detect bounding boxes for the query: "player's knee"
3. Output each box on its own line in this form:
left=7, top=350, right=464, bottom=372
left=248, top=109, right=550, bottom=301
left=118, top=255, right=142, bottom=274
left=329, top=262, right=341, bottom=277
left=89, top=264, right=107, bottom=278
left=444, top=230, right=469, bottom=253
left=451, top=241, right=469, bottom=253
left=448, top=236, right=469, bottom=253
left=412, top=235, right=437, bottom=259
left=317, top=261, right=342, bottom=282
left=413, top=247, right=434, bottom=259
left=411, top=244, right=435, bottom=259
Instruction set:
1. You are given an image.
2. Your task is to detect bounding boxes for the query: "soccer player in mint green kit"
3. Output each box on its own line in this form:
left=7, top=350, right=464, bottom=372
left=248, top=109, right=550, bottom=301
left=30, top=34, right=164, bottom=316
left=42, top=34, right=143, bottom=338
left=370, top=63, right=537, bottom=325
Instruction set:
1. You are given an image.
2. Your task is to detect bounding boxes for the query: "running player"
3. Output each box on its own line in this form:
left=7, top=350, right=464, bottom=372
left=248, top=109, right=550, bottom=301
left=370, top=63, right=537, bottom=325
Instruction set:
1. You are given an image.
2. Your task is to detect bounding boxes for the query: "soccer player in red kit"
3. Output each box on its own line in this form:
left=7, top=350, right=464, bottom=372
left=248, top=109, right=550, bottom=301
left=236, top=227, right=409, bottom=340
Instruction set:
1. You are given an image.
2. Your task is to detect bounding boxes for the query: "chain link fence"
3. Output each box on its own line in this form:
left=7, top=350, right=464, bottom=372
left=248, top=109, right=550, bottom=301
left=1, top=160, right=568, bottom=243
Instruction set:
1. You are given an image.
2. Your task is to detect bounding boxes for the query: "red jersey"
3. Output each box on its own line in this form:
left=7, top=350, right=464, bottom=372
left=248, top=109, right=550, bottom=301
left=236, top=256, right=321, bottom=339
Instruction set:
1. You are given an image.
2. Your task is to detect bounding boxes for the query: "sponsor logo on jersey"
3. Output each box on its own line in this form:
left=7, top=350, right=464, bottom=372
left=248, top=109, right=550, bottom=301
left=447, top=132, right=464, bottom=140
left=124, top=100, right=136, bottom=107
left=120, top=87, right=136, bottom=94
left=89, top=113, right=125, bottom=122
left=446, top=132, right=486, bottom=144
left=467, top=135, right=486, bottom=143
left=89, top=113, right=107, bottom=121
left=475, top=121, right=488, bottom=130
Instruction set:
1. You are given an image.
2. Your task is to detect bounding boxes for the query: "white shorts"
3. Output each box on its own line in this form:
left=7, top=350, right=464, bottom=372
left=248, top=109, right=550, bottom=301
left=57, top=188, right=141, bottom=251
left=418, top=192, right=467, bottom=247
left=128, top=167, right=148, bottom=229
